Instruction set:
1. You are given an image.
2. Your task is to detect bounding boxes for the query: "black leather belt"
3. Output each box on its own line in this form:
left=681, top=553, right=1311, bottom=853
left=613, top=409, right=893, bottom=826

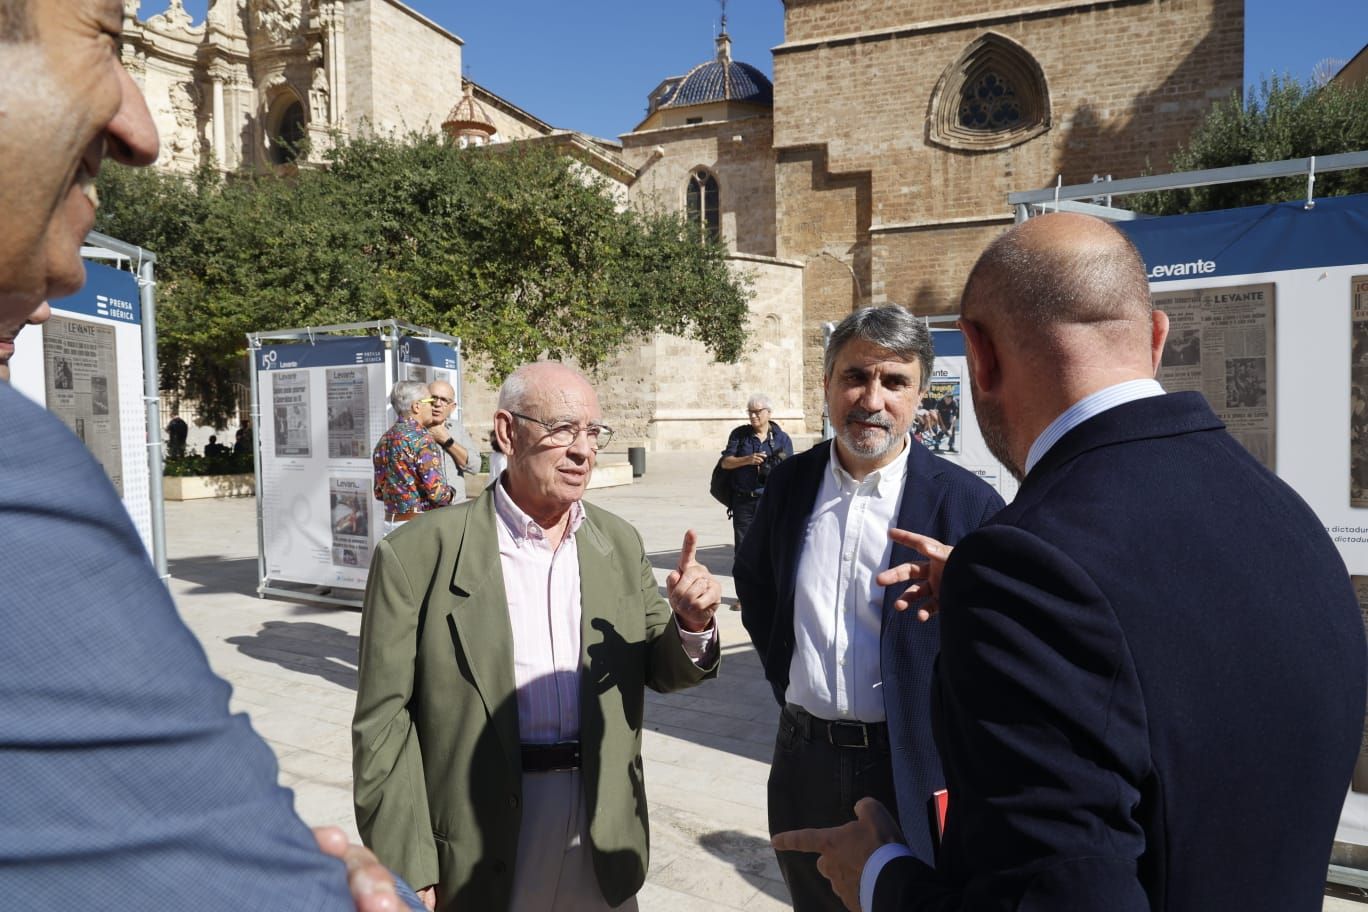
left=736, top=489, right=763, bottom=499
left=521, top=741, right=581, bottom=773
left=784, top=704, right=889, bottom=750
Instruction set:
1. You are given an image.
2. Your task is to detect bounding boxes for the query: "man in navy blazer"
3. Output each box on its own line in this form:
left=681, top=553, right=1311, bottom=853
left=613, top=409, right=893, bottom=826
left=775, top=213, right=1365, bottom=911
left=0, top=2, right=415, bottom=908
left=736, top=306, right=1002, bottom=910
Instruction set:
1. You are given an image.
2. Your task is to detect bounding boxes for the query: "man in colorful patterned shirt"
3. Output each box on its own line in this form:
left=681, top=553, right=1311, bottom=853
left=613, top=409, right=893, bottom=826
left=373, top=380, right=455, bottom=534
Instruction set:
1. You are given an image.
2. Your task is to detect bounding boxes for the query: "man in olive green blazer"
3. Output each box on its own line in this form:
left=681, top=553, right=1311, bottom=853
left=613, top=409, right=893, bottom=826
left=353, top=362, right=721, bottom=912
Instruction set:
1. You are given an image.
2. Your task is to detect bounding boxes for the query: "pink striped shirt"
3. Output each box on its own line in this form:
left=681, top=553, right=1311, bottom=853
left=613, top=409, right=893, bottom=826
left=494, top=482, right=586, bottom=745
left=492, top=481, right=717, bottom=745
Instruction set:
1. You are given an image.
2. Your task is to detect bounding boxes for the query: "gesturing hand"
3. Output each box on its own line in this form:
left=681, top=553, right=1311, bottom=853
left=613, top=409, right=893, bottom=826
left=771, top=798, right=906, bottom=912
left=312, top=826, right=405, bottom=912
left=875, top=528, right=953, bottom=621
left=666, top=529, right=721, bottom=632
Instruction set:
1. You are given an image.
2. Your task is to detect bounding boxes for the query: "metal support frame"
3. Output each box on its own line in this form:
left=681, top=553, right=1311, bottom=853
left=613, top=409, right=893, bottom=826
left=83, top=230, right=168, bottom=584
left=1010, top=150, right=1368, bottom=222
left=245, top=319, right=462, bottom=607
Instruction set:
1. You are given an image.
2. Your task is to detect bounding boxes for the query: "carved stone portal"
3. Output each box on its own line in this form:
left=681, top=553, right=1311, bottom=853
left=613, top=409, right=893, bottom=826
left=253, top=0, right=302, bottom=45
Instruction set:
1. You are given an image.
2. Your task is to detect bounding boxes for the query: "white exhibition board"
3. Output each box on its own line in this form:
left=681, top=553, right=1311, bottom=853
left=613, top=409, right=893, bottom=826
left=926, top=329, right=1019, bottom=503
left=256, top=336, right=388, bottom=589
left=9, top=261, right=153, bottom=555
left=1119, top=193, right=1368, bottom=850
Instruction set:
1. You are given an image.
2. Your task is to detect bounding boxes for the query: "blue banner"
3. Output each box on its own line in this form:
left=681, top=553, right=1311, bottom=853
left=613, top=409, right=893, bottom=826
left=397, top=336, right=459, bottom=371
left=931, top=327, right=965, bottom=357
left=50, top=261, right=140, bottom=324
left=1120, top=193, right=1368, bottom=280
left=256, top=336, right=384, bottom=372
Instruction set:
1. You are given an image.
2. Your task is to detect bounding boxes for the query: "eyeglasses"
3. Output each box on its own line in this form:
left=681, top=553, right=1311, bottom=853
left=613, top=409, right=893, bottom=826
left=509, top=412, right=614, bottom=450
left=747, top=409, right=770, bottom=417
left=429, top=395, right=453, bottom=406
left=416, top=397, right=435, bottom=405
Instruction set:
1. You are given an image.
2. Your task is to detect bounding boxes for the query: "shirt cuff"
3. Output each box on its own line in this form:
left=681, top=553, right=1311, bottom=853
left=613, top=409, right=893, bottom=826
left=674, top=616, right=719, bottom=666
left=860, top=842, right=913, bottom=912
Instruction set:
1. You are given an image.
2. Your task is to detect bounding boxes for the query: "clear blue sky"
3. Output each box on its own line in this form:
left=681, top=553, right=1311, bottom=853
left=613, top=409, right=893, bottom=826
left=166, top=0, right=1366, bottom=140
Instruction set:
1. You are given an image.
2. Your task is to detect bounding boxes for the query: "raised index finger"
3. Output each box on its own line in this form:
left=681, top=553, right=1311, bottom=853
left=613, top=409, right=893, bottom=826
left=772, top=826, right=832, bottom=855
left=677, top=529, right=699, bottom=573
left=889, top=528, right=952, bottom=562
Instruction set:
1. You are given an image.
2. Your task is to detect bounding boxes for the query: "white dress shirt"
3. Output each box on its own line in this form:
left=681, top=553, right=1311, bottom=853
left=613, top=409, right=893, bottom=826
left=786, top=437, right=911, bottom=722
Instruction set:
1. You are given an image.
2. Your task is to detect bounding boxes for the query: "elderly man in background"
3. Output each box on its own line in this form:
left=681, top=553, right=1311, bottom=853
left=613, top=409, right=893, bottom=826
left=355, top=360, right=723, bottom=912
left=0, top=0, right=414, bottom=907
left=427, top=378, right=481, bottom=500
left=776, top=214, right=1365, bottom=912
left=719, top=393, right=794, bottom=556
left=373, top=380, right=454, bottom=533
left=735, top=307, right=1002, bottom=911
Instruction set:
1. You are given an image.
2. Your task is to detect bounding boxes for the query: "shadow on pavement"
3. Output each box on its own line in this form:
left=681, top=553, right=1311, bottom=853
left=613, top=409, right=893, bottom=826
left=169, top=554, right=259, bottom=597
left=226, top=620, right=360, bottom=690
left=698, top=829, right=790, bottom=905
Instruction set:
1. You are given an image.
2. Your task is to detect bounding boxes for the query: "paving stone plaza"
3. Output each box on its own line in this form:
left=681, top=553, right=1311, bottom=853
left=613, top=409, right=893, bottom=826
left=165, top=450, right=1362, bottom=911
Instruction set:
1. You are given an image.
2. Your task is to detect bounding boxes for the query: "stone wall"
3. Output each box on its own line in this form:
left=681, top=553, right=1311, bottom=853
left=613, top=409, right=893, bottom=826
left=773, top=0, right=1243, bottom=424
left=346, top=0, right=463, bottom=136
left=623, top=115, right=777, bottom=257
left=455, top=254, right=806, bottom=452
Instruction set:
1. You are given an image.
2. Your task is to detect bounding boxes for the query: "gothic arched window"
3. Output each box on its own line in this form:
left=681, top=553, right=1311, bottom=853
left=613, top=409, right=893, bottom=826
left=686, top=169, right=720, bottom=241
left=269, top=97, right=308, bottom=165
left=928, top=33, right=1049, bottom=152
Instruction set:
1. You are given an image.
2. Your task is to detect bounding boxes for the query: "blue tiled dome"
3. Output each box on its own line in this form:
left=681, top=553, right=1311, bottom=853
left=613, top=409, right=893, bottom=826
left=659, top=58, right=773, bottom=109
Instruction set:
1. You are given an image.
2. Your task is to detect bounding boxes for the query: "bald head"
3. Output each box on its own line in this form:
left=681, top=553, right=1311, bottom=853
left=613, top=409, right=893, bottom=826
left=497, top=361, right=594, bottom=414
left=494, top=361, right=602, bottom=527
left=957, top=214, right=1168, bottom=479
left=962, top=213, right=1152, bottom=340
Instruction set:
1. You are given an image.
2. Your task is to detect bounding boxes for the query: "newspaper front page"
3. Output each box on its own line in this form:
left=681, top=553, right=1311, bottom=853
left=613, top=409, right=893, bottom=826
left=1351, top=276, right=1368, bottom=507
left=44, top=314, right=123, bottom=494
left=326, top=367, right=370, bottom=459
left=1155, top=283, right=1276, bottom=469
left=272, top=370, right=312, bottom=458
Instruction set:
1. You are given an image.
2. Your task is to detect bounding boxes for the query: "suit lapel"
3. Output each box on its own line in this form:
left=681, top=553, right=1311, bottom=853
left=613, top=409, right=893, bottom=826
left=576, top=508, right=619, bottom=756
left=446, top=490, right=520, bottom=768
left=883, top=443, right=947, bottom=625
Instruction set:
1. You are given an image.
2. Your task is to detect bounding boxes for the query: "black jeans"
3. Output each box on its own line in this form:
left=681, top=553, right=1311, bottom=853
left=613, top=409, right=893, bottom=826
left=731, top=493, right=759, bottom=552
left=768, top=706, right=900, bottom=912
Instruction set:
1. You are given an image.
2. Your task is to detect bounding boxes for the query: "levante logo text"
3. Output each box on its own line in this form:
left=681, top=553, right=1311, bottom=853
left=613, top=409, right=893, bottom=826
left=1148, top=259, right=1216, bottom=279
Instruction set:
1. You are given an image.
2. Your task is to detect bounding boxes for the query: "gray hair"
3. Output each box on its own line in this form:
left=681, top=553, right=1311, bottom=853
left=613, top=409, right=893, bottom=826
left=746, top=393, right=772, bottom=412
left=390, top=380, right=429, bottom=415
left=496, top=365, right=535, bottom=413
left=824, top=305, right=935, bottom=392
left=0, top=0, right=33, bottom=42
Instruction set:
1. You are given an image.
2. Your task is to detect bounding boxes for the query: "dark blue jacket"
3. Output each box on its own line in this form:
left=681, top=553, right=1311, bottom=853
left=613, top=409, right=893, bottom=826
left=873, top=392, right=1366, bottom=910
left=723, top=421, right=795, bottom=496
left=735, top=438, right=1003, bottom=860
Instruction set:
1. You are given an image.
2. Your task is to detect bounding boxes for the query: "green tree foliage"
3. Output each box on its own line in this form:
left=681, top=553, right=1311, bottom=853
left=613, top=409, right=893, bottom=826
left=96, top=135, right=750, bottom=427
left=1130, top=76, right=1368, bottom=216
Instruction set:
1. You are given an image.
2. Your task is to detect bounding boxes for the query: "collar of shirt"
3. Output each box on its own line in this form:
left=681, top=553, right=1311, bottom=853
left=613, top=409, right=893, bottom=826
left=1024, top=378, right=1165, bottom=476
left=826, top=434, right=911, bottom=496
left=493, top=478, right=586, bottom=546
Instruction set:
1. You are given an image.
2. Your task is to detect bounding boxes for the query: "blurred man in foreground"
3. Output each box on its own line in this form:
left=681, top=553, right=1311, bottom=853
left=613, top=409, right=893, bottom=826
left=0, top=1, right=414, bottom=907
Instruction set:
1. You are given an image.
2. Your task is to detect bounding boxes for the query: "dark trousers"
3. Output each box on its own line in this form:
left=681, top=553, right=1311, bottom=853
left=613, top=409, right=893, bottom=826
left=768, top=706, right=899, bottom=912
left=731, top=493, right=759, bottom=552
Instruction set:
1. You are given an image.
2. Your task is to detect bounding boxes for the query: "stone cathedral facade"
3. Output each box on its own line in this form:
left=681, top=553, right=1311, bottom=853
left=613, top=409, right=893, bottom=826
left=129, top=0, right=1242, bottom=446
